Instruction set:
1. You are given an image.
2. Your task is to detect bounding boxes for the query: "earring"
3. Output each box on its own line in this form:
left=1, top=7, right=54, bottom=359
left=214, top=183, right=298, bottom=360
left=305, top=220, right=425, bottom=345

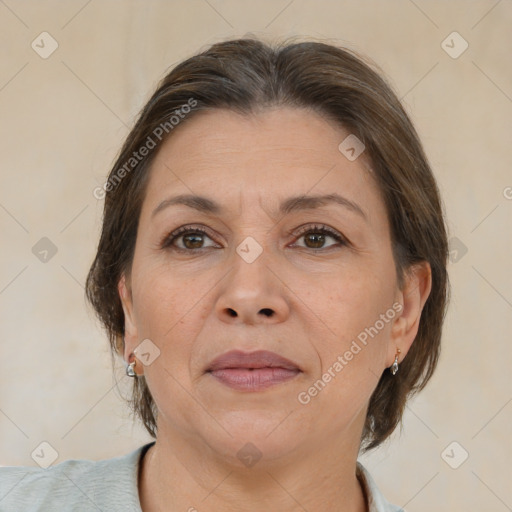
left=126, top=355, right=137, bottom=377
left=391, top=348, right=401, bottom=375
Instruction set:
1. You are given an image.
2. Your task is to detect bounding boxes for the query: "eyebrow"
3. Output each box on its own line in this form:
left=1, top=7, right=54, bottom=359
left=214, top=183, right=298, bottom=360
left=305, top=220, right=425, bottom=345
left=151, top=193, right=367, bottom=221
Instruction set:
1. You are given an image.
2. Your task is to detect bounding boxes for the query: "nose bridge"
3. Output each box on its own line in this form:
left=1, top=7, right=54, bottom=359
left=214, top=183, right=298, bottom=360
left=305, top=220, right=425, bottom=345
left=215, top=233, right=289, bottom=324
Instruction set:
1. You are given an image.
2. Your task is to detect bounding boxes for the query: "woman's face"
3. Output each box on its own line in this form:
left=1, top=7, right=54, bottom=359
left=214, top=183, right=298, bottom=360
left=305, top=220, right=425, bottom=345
left=119, top=107, right=424, bottom=465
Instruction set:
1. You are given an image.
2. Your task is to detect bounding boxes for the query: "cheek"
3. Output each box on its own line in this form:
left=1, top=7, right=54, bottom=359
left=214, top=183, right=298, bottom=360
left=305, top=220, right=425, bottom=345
left=299, top=315, right=391, bottom=429
left=316, top=264, right=394, bottom=342
left=130, top=266, right=206, bottom=418
left=131, top=258, right=192, bottom=333
left=130, top=260, right=210, bottom=370
left=306, top=269, right=395, bottom=398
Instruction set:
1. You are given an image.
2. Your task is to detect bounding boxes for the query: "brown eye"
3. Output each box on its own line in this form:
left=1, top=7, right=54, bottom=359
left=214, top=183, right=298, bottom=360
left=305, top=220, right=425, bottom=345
left=161, top=226, right=218, bottom=251
left=161, top=224, right=347, bottom=253
left=293, top=225, right=347, bottom=250
left=303, top=232, right=328, bottom=249
left=181, top=232, right=207, bottom=249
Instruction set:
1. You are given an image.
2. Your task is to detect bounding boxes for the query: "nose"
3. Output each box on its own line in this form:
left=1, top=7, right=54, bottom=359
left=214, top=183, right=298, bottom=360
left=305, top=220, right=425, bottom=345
left=215, top=245, right=290, bottom=325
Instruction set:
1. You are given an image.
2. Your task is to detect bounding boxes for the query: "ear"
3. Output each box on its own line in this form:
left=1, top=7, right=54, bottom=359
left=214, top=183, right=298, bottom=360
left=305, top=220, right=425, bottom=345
left=118, top=273, right=139, bottom=363
left=387, top=261, right=432, bottom=367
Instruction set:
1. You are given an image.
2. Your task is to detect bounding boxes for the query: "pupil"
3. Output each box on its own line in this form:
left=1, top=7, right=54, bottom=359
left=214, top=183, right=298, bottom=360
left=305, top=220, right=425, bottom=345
left=306, top=233, right=325, bottom=248
left=184, top=234, right=203, bottom=248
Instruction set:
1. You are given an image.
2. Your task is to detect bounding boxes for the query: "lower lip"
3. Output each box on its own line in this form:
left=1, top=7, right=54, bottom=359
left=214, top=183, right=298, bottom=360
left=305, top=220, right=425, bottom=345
left=208, top=368, right=300, bottom=391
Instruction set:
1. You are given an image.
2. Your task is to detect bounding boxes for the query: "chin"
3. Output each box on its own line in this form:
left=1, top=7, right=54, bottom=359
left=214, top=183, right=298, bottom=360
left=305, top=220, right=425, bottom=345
left=217, top=433, right=303, bottom=470
left=197, top=411, right=306, bottom=467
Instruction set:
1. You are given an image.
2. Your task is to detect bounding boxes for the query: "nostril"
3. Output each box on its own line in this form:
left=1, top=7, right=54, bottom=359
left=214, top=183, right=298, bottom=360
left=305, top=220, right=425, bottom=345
left=227, top=308, right=237, bottom=317
left=260, top=308, right=274, bottom=317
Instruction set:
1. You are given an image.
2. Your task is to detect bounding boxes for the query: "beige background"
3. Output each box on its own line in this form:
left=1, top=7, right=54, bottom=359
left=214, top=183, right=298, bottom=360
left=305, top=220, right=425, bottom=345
left=1, top=1, right=511, bottom=510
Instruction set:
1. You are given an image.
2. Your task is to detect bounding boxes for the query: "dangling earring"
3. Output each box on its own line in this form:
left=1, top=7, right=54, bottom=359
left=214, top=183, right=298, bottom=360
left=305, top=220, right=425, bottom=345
left=126, top=355, right=137, bottom=377
left=391, top=348, right=401, bottom=375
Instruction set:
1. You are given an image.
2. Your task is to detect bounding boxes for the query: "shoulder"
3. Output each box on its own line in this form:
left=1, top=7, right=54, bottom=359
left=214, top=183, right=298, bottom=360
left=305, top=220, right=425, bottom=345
left=0, top=442, right=154, bottom=512
left=356, top=462, right=406, bottom=512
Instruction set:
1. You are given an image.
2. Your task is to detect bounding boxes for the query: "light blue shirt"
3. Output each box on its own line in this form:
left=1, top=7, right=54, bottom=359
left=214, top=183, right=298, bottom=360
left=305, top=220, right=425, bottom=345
left=0, top=442, right=404, bottom=511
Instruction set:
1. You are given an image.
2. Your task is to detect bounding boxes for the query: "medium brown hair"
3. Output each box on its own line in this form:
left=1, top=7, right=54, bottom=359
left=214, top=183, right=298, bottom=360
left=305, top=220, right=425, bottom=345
left=86, top=37, right=450, bottom=451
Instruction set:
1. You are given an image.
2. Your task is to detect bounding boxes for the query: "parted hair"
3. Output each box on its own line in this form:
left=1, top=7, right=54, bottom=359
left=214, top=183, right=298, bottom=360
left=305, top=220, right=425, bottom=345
left=85, top=37, right=450, bottom=451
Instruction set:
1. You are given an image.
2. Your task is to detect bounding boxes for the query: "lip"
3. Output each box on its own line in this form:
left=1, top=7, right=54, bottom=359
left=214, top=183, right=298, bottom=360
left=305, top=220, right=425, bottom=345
left=207, top=350, right=301, bottom=372
left=206, top=350, right=302, bottom=392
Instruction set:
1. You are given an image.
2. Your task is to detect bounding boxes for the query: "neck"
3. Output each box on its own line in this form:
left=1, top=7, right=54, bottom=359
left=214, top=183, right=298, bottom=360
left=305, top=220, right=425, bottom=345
left=138, top=428, right=368, bottom=512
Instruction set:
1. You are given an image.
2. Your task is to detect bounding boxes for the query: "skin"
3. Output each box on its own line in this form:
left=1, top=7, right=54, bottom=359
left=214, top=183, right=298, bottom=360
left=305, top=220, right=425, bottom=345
left=118, top=107, right=432, bottom=512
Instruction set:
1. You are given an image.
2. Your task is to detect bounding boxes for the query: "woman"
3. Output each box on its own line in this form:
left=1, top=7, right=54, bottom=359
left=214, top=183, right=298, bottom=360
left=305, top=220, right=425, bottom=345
left=0, top=37, right=449, bottom=511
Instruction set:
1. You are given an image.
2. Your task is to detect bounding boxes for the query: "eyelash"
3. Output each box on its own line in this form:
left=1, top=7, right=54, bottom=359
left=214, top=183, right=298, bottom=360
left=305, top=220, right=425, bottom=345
left=160, top=224, right=348, bottom=253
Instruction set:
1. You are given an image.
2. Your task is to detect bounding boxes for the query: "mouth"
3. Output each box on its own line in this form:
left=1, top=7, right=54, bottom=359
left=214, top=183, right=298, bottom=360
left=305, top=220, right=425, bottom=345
left=206, top=350, right=302, bottom=392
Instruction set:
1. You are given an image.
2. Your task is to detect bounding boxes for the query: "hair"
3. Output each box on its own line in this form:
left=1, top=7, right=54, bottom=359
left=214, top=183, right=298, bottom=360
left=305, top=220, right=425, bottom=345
left=85, top=36, right=450, bottom=452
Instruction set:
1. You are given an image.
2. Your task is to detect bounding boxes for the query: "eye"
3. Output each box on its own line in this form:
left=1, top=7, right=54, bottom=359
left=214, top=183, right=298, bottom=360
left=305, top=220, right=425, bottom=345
left=160, top=223, right=349, bottom=253
left=291, top=224, right=348, bottom=250
left=160, top=225, right=219, bottom=252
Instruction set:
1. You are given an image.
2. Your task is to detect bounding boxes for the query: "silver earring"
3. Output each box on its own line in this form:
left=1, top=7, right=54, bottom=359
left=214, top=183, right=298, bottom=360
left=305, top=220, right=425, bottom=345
left=126, top=359, right=137, bottom=377
left=391, top=348, right=401, bottom=375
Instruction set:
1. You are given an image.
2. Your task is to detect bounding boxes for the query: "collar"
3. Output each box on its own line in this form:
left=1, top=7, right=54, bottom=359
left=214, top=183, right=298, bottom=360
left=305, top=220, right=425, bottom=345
left=356, top=461, right=405, bottom=511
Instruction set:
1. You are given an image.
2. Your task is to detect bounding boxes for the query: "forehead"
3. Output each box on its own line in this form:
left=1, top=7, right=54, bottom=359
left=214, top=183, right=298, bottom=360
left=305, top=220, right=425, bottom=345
left=141, top=107, right=385, bottom=222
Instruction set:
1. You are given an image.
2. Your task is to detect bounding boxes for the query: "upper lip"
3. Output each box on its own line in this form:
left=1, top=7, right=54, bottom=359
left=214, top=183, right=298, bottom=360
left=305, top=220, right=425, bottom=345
left=207, top=350, right=301, bottom=372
